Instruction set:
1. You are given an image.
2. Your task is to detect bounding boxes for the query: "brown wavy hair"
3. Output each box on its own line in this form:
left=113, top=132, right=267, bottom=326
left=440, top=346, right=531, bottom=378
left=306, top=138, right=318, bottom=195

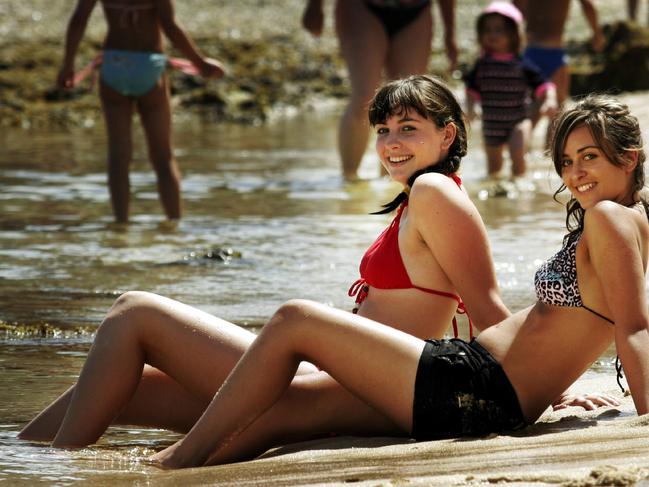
left=550, top=95, right=647, bottom=241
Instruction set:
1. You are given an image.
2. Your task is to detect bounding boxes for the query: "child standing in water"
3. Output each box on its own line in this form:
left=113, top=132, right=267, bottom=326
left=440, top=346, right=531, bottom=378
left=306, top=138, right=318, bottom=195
left=464, top=2, right=556, bottom=190
left=58, top=0, right=225, bottom=223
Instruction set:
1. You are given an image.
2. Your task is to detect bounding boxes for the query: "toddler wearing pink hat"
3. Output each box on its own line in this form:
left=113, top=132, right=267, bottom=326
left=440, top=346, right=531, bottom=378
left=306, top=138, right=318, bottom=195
left=464, top=1, right=556, bottom=188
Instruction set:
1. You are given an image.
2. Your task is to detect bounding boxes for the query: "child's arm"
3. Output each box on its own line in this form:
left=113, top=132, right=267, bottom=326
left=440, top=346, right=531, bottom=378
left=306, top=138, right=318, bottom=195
left=157, top=0, right=225, bottom=79
left=465, top=93, right=478, bottom=122
left=537, top=84, right=558, bottom=118
left=437, top=0, right=458, bottom=72
left=463, top=64, right=480, bottom=121
left=58, top=0, right=98, bottom=89
left=578, top=0, right=605, bottom=52
left=302, top=0, right=325, bottom=37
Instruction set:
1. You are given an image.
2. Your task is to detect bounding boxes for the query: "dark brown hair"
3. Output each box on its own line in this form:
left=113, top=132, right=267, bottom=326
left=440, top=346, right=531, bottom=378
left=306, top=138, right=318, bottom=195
left=369, top=75, right=467, bottom=214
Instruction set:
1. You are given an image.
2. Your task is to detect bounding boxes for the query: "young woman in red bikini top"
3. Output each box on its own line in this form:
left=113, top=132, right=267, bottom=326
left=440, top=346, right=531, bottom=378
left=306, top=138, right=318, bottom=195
left=348, top=74, right=508, bottom=341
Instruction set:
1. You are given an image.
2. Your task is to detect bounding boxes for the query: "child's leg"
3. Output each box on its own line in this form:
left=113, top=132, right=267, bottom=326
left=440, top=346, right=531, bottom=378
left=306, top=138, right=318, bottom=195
left=136, top=75, right=181, bottom=220
left=99, top=83, right=135, bottom=223
left=154, top=299, right=425, bottom=468
left=484, top=143, right=505, bottom=177
left=508, top=119, right=532, bottom=177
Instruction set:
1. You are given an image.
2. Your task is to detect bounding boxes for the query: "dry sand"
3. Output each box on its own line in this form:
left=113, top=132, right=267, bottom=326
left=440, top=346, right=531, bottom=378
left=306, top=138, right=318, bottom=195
left=140, top=376, right=649, bottom=487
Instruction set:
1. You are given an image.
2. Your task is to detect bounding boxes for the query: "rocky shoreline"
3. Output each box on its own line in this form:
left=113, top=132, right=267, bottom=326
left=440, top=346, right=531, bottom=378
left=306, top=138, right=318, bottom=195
left=2, top=1, right=649, bottom=129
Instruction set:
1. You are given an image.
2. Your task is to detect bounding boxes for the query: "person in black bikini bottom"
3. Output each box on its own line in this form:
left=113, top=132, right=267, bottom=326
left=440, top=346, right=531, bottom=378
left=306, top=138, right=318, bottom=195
left=362, top=0, right=431, bottom=37
left=301, top=0, right=457, bottom=180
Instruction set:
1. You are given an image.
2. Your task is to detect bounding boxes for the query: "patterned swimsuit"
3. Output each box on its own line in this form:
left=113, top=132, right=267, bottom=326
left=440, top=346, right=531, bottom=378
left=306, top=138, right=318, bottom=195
left=535, top=232, right=627, bottom=391
left=534, top=232, right=613, bottom=323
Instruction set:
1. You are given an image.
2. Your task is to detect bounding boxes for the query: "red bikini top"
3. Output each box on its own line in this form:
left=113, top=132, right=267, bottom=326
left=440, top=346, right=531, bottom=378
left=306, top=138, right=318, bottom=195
left=348, top=173, right=472, bottom=338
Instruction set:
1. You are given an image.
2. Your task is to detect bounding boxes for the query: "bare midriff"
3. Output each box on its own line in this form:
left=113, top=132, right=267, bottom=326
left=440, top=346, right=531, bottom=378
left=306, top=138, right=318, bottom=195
left=357, top=286, right=458, bottom=340
left=477, top=301, right=615, bottom=422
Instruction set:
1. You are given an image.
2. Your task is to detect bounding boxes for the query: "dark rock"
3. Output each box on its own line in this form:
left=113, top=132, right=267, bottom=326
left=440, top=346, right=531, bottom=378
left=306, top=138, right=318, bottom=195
left=570, top=21, right=649, bottom=95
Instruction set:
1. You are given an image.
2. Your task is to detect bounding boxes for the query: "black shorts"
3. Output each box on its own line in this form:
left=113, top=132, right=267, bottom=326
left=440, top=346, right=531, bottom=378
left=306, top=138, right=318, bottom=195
left=412, top=338, right=526, bottom=441
left=363, top=1, right=431, bottom=38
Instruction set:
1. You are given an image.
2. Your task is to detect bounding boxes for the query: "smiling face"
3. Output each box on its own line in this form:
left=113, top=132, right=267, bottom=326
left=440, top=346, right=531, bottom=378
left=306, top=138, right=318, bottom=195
left=560, top=125, right=636, bottom=209
left=374, top=110, right=455, bottom=186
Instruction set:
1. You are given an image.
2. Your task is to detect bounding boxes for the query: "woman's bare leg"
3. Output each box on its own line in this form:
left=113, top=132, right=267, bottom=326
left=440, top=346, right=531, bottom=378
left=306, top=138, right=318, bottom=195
left=19, top=365, right=207, bottom=441
left=100, top=83, right=134, bottom=223
left=154, top=299, right=425, bottom=468
left=385, top=6, right=432, bottom=78
left=137, top=76, right=181, bottom=220
left=22, top=293, right=405, bottom=465
left=335, top=0, right=388, bottom=180
left=46, top=291, right=258, bottom=447
left=207, top=371, right=402, bottom=465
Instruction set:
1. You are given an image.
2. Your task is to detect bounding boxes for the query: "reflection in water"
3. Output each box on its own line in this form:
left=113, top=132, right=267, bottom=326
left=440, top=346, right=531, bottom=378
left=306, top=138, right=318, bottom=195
left=0, top=108, right=621, bottom=483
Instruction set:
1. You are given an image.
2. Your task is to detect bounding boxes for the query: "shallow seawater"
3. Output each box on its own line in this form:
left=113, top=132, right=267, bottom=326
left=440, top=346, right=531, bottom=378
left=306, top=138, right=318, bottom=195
left=0, top=106, right=624, bottom=484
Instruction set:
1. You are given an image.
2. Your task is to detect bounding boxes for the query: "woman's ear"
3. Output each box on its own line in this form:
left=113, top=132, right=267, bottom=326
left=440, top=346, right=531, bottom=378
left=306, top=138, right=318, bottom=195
left=442, top=123, right=457, bottom=150
left=624, top=150, right=639, bottom=173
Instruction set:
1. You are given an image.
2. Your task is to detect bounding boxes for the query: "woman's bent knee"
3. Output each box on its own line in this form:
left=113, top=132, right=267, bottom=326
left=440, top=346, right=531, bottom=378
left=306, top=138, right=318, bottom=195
left=100, top=291, right=160, bottom=335
left=109, top=290, right=158, bottom=314
left=264, top=299, right=322, bottom=337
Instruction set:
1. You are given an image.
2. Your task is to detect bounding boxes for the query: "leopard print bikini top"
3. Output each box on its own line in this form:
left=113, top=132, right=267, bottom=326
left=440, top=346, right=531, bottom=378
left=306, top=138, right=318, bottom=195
left=534, top=232, right=613, bottom=324
left=535, top=231, right=629, bottom=392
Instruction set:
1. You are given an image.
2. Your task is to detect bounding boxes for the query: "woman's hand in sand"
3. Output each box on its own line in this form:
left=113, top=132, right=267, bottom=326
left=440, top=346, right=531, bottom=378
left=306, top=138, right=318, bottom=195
left=551, top=391, right=621, bottom=411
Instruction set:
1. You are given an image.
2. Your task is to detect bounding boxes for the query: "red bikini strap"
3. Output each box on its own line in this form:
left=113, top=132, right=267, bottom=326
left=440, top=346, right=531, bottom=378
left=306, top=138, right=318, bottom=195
left=412, top=286, right=473, bottom=340
left=348, top=278, right=369, bottom=314
left=449, top=173, right=462, bottom=187
left=455, top=300, right=474, bottom=340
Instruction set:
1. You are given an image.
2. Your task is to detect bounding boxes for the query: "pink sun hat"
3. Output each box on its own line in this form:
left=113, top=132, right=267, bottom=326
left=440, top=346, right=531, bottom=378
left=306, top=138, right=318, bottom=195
left=481, top=1, right=523, bottom=26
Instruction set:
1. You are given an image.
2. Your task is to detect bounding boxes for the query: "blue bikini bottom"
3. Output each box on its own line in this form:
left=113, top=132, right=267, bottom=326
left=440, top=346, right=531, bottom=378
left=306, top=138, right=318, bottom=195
left=523, top=46, right=568, bottom=79
left=100, top=49, right=167, bottom=97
